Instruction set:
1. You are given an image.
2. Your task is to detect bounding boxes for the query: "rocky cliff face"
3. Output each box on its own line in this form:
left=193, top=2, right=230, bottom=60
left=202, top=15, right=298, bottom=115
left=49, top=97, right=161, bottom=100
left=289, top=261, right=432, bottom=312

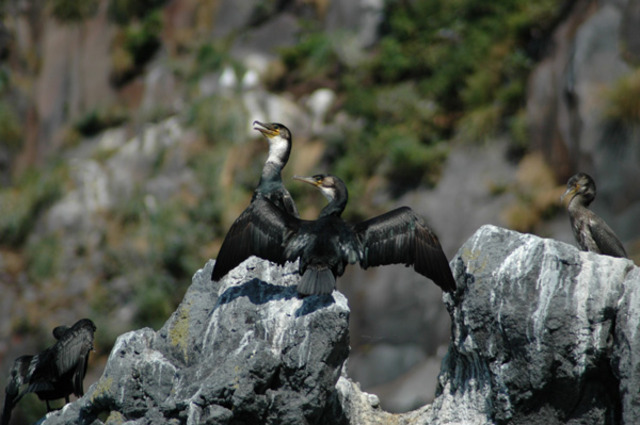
left=527, top=0, right=640, bottom=238
left=38, top=225, right=638, bottom=425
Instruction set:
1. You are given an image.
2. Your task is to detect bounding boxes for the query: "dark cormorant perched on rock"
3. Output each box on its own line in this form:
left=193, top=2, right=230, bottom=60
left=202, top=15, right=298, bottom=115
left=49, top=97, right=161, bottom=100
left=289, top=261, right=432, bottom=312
left=1, top=319, right=96, bottom=425
left=561, top=172, right=627, bottom=258
left=211, top=173, right=456, bottom=296
left=211, top=121, right=299, bottom=281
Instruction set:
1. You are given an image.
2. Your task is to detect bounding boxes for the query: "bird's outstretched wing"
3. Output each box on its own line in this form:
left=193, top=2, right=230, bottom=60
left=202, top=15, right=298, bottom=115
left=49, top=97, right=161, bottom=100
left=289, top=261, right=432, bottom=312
left=1, top=356, right=33, bottom=425
left=588, top=216, right=628, bottom=258
left=279, top=189, right=299, bottom=219
left=353, top=207, right=456, bottom=292
left=211, top=197, right=299, bottom=281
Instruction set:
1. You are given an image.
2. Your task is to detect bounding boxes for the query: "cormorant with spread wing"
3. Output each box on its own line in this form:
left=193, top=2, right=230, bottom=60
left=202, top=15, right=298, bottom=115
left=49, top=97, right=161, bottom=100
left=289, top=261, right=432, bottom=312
left=561, top=172, right=627, bottom=258
left=1, top=318, right=96, bottom=425
left=211, top=173, right=456, bottom=295
left=211, top=121, right=299, bottom=281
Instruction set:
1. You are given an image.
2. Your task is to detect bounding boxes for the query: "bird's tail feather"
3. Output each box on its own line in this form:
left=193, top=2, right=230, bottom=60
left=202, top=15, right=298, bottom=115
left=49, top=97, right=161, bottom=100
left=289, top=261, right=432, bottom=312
left=297, top=268, right=335, bottom=296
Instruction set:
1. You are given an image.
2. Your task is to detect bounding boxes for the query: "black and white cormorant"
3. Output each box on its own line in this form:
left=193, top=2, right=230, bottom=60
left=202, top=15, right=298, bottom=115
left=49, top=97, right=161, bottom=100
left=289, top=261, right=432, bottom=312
left=211, top=173, right=456, bottom=295
left=1, top=319, right=96, bottom=425
left=561, top=172, right=627, bottom=258
left=211, top=121, right=299, bottom=281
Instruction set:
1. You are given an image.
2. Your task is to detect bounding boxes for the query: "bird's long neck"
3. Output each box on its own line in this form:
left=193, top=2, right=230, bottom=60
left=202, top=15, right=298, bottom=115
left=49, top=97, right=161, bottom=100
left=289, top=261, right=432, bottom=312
left=257, top=162, right=283, bottom=187
left=319, top=187, right=348, bottom=218
left=257, top=137, right=290, bottom=190
left=568, top=194, right=592, bottom=212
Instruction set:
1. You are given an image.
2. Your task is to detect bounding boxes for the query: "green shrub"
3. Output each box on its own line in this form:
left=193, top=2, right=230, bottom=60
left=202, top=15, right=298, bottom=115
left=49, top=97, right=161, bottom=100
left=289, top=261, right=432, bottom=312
left=74, top=107, right=128, bottom=137
left=110, top=9, right=164, bottom=86
left=108, top=0, right=168, bottom=25
left=25, top=233, right=62, bottom=281
left=605, top=68, right=640, bottom=126
left=0, top=165, right=67, bottom=247
left=187, top=95, right=247, bottom=144
left=51, top=0, right=99, bottom=22
left=0, top=99, right=22, bottom=150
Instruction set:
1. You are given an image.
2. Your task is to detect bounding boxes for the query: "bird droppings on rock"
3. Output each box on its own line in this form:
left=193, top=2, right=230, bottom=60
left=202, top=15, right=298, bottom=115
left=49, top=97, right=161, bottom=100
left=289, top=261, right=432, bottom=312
left=39, top=226, right=640, bottom=425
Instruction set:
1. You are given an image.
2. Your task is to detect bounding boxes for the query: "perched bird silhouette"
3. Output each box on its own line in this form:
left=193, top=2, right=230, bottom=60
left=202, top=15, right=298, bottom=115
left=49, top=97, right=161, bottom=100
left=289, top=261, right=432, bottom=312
left=212, top=121, right=299, bottom=281
left=1, top=318, right=96, bottom=425
left=561, top=172, right=627, bottom=258
left=212, top=173, right=456, bottom=296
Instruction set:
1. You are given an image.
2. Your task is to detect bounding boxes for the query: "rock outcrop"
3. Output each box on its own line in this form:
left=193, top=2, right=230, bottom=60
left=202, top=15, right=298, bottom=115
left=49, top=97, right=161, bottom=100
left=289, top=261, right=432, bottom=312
left=40, top=225, right=639, bottom=424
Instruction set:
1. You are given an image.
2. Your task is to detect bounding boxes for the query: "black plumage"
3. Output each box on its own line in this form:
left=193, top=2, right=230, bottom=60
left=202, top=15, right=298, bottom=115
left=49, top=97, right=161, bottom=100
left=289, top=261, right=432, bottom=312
left=1, top=318, right=96, bottom=425
left=211, top=121, right=299, bottom=281
left=212, top=173, right=456, bottom=296
left=561, top=172, right=627, bottom=258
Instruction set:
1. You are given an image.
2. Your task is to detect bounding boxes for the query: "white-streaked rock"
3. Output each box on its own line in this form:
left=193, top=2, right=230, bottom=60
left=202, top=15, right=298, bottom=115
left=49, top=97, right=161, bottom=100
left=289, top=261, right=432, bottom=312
left=40, top=226, right=640, bottom=425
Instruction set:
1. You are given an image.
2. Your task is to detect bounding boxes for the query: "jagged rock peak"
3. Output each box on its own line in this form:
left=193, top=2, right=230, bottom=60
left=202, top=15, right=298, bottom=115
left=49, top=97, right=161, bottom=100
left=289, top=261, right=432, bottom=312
left=40, top=258, right=351, bottom=425
left=432, top=225, right=638, bottom=425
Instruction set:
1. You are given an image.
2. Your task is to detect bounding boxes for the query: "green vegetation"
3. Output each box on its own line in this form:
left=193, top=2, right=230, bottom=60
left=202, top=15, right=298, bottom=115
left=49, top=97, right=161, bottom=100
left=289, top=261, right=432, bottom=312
left=0, top=99, right=22, bottom=150
left=74, top=107, right=128, bottom=138
left=604, top=68, right=640, bottom=126
left=502, top=153, right=562, bottom=232
left=108, top=0, right=169, bottom=25
left=0, top=165, right=67, bottom=246
left=110, top=5, right=165, bottom=87
left=25, top=233, right=63, bottom=281
left=275, top=0, right=559, bottom=201
left=50, top=0, right=99, bottom=22
left=187, top=95, right=248, bottom=145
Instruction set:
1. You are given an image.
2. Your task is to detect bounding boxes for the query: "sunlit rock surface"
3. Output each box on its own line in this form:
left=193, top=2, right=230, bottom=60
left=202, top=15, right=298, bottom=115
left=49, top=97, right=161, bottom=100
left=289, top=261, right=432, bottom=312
left=40, top=258, right=350, bottom=425
left=432, top=225, right=638, bottom=424
left=41, top=225, right=639, bottom=424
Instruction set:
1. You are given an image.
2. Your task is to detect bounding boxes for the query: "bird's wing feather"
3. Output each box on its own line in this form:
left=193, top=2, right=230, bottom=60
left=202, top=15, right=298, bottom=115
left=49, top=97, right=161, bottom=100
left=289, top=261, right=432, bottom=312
left=72, top=352, right=90, bottom=397
left=28, top=322, right=94, bottom=390
left=27, top=348, right=56, bottom=384
left=212, top=197, right=299, bottom=280
left=281, top=190, right=299, bottom=218
left=588, top=217, right=627, bottom=258
left=354, top=207, right=456, bottom=292
left=1, top=356, right=33, bottom=425
left=52, top=325, right=94, bottom=379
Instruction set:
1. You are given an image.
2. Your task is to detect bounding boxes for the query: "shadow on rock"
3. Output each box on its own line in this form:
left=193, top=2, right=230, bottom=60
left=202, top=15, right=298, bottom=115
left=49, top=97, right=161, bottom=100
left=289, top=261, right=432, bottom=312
left=215, top=278, right=335, bottom=317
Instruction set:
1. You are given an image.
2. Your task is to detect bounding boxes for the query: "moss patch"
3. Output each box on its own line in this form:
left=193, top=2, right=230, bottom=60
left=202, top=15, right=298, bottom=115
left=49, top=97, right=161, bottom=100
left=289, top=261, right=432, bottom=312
left=168, top=301, right=191, bottom=363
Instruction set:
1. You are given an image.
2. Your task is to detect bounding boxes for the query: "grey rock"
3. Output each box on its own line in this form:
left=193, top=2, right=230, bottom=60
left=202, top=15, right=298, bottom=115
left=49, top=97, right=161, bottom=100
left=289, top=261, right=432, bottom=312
left=431, top=225, right=637, bottom=424
left=621, top=0, right=640, bottom=62
left=325, top=0, right=384, bottom=49
left=41, top=257, right=350, bottom=425
left=40, top=225, right=639, bottom=424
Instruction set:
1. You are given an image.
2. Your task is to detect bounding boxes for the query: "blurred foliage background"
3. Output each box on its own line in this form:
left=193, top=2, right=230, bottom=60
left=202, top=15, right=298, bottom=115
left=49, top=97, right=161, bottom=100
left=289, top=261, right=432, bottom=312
left=1, top=0, right=640, bottom=420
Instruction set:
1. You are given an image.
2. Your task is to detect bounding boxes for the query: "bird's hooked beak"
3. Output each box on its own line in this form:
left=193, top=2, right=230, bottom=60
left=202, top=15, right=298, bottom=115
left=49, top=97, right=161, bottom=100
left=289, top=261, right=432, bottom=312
left=561, top=184, right=578, bottom=203
left=253, top=121, right=280, bottom=138
left=293, top=175, right=322, bottom=187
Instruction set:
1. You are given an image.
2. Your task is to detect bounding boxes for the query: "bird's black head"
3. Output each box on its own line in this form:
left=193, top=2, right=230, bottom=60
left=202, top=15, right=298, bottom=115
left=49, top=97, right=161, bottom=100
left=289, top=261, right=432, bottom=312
left=562, top=172, right=596, bottom=206
left=74, top=318, right=97, bottom=333
left=52, top=325, right=70, bottom=340
left=253, top=121, right=292, bottom=141
left=293, top=174, right=348, bottom=215
left=253, top=121, right=292, bottom=166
